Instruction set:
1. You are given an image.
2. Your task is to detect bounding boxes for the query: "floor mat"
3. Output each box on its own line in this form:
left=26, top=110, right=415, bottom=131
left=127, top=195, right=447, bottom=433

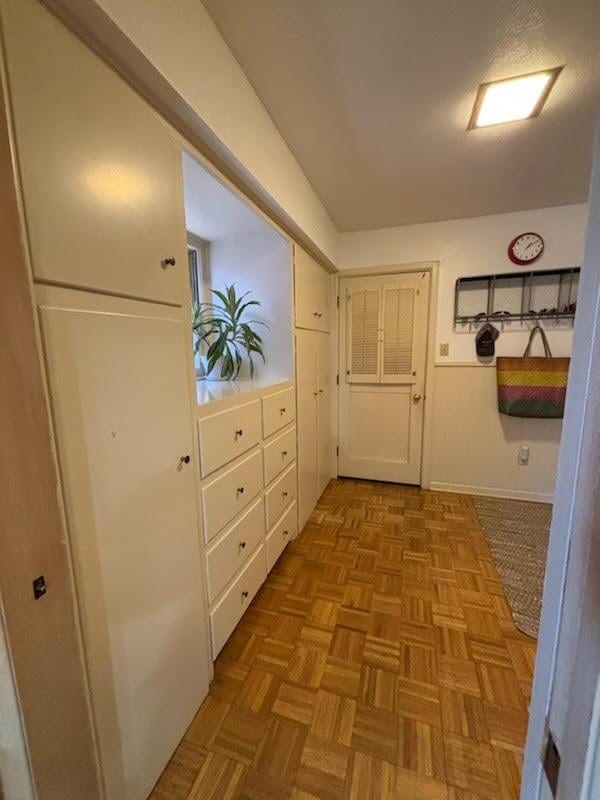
left=472, top=494, right=552, bottom=638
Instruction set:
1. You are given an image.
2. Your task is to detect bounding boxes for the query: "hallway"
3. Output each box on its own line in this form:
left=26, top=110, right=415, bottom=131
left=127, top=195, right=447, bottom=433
left=151, top=479, right=534, bottom=800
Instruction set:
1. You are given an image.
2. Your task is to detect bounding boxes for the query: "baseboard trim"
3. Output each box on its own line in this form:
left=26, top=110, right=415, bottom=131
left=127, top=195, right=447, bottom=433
left=428, top=481, right=553, bottom=504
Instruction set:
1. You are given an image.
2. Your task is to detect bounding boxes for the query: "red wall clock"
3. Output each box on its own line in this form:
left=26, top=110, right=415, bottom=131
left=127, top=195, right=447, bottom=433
left=508, top=232, right=545, bottom=265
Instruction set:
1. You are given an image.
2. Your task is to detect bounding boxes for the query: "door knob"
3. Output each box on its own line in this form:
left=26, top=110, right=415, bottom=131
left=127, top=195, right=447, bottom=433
left=413, top=393, right=422, bottom=403
left=180, top=455, right=191, bottom=464
left=161, top=256, right=176, bottom=268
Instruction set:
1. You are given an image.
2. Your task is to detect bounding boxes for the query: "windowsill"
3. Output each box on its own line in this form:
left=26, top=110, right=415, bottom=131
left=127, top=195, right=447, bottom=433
left=196, top=374, right=293, bottom=407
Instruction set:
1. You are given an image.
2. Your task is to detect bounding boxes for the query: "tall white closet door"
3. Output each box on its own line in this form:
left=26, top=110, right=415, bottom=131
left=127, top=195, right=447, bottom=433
left=39, top=302, right=210, bottom=800
left=317, top=333, right=332, bottom=496
left=296, top=330, right=319, bottom=530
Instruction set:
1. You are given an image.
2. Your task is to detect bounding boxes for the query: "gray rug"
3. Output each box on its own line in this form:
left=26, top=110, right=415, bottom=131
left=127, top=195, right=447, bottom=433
left=472, top=495, right=552, bottom=639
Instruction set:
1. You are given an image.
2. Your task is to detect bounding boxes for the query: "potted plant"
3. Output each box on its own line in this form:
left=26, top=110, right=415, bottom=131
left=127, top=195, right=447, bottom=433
left=192, top=284, right=267, bottom=380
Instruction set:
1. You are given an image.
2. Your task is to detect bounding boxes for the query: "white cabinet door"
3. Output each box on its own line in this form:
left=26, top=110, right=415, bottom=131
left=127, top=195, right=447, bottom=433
left=4, top=0, right=186, bottom=305
left=39, top=302, right=209, bottom=800
left=317, top=333, right=333, bottom=496
left=294, top=246, right=331, bottom=332
left=295, top=330, right=319, bottom=531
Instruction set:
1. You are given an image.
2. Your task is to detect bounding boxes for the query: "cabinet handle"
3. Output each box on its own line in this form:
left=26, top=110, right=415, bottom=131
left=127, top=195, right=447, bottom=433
left=318, top=389, right=323, bottom=394
left=313, top=311, right=319, bottom=317
left=161, top=256, right=176, bottom=268
left=239, top=541, right=246, bottom=551
left=281, top=450, right=288, bottom=457
left=241, top=590, right=249, bottom=601
left=179, top=455, right=191, bottom=464
left=237, top=486, right=245, bottom=496
left=282, top=491, right=288, bottom=499
left=313, top=391, right=318, bottom=397
left=283, top=529, right=289, bottom=537
left=280, top=407, right=286, bottom=415
left=235, top=429, right=243, bottom=438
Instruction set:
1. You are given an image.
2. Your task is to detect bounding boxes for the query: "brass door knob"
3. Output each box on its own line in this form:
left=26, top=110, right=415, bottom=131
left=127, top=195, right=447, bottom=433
left=413, top=393, right=422, bottom=403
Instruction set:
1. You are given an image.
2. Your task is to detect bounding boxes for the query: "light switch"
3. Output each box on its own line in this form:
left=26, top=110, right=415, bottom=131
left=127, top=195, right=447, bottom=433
left=518, top=445, right=530, bottom=466
left=440, top=342, right=449, bottom=357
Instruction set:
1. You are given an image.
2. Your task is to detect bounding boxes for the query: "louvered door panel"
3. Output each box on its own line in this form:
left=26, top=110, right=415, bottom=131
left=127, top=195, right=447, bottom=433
left=347, top=288, right=380, bottom=383
left=382, top=285, right=416, bottom=384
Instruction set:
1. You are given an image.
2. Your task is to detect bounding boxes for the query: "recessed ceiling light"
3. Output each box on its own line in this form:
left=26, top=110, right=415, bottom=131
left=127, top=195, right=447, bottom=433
left=469, top=67, right=562, bottom=129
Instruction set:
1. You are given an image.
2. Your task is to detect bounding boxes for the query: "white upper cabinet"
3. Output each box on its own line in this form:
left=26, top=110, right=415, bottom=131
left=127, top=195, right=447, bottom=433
left=294, top=246, right=332, bottom=332
left=3, top=0, right=186, bottom=305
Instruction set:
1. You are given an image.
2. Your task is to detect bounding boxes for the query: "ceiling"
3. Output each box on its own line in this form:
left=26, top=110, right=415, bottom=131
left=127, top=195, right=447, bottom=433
left=182, top=151, right=274, bottom=240
left=202, top=0, right=600, bottom=232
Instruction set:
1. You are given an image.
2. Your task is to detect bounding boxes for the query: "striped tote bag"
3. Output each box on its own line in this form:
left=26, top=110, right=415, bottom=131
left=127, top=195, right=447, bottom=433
left=496, top=326, right=570, bottom=418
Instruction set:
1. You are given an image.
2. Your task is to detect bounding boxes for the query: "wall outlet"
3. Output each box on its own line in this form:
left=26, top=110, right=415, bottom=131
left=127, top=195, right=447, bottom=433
left=439, top=342, right=449, bottom=357
left=518, top=445, right=530, bottom=466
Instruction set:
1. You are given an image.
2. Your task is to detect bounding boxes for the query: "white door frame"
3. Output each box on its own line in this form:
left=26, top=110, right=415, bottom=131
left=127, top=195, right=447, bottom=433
left=335, top=261, right=438, bottom=487
left=521, top=123, right=600, bottom=799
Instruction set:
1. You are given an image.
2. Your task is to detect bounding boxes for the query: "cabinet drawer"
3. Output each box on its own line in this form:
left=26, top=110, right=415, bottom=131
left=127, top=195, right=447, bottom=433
left=262, top=388, right=295, bottom=438
left=210, top=544, right=267, bottom=657
left=266, top=502, right=298, bottom=572
left=198, top=400, right=261, bottom=477
left=265, top=464, right=297, bottom=529
left=264, top=426, right=297, bottom=486
left=202, top=449, right=263, bottom=543
left=205, top=499, right=265, bottom=604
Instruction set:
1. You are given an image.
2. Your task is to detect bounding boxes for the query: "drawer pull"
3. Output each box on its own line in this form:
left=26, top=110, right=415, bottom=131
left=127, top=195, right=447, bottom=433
left=237, top=486, right=245, bottom=496
left=161, top=256, right=176, bottom=268
left=239, top=541, right=247, bottom=551
left=241, top=590, right=249, bottom=601
left=235, top=429, right=243, bottom=438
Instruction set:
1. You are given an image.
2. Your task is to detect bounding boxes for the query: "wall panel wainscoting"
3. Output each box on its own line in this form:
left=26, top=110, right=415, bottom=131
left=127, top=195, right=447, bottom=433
left=429, top=365, right=562, bottom=502
left=149, top=478, right=535, bottom=800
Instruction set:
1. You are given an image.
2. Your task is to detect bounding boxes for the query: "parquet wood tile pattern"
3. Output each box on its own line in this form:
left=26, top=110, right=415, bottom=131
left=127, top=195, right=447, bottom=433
left=149, top=479, right=536, bottom=800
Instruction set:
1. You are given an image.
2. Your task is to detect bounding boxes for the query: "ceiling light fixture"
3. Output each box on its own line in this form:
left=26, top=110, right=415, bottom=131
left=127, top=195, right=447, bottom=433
left=468, top=67, right=562, bottom=129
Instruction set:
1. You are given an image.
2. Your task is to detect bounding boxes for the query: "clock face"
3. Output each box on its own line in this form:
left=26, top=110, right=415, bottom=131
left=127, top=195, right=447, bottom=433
left=508, top=232, right=544, bottom=265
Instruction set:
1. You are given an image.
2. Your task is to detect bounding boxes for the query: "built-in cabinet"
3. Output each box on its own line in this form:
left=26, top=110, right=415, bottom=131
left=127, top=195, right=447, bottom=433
left=294, top=245, right=334, bottom=531
left=3, top=2, right=336, bottom=799
left=198, top=384, right=298, bottom=658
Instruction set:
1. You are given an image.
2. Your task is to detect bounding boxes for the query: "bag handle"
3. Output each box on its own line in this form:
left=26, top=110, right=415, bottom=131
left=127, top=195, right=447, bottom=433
left=523, top=325, right=553, bottom=358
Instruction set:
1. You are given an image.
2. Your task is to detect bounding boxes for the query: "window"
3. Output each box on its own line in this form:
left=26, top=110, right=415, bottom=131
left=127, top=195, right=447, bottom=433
left=187, top=234, right=209, bottom=306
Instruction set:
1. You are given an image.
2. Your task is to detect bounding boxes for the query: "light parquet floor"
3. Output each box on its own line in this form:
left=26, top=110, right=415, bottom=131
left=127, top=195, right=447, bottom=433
left=150, top=479, right=536, bottom=800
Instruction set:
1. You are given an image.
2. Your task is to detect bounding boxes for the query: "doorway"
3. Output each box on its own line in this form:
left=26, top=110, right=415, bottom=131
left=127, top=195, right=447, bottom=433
left=338, top=270, right=430, bottom=484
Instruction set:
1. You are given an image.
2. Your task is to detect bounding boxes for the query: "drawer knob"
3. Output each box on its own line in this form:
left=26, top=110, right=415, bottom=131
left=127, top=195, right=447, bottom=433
left=239, top=541, right=246, bottom=551
left=241, top=590, right=249, bottom=601
left=280, top=407, right=286, bottom=415
left=235, top=429, right=243, bottom=438
left=237, top=486, right=245, bottom=496
left=281, top=450, right=288, bottom=457
left=161, top=256, right=176, bottom=268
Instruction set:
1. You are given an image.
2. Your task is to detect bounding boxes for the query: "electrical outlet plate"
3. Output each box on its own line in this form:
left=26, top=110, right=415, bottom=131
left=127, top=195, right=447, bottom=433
left=440, top=342, right=449, bottom=357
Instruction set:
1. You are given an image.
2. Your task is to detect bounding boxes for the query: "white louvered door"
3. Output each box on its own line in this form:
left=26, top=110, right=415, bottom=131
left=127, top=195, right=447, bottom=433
left=339, top=272, right=429, bottom=484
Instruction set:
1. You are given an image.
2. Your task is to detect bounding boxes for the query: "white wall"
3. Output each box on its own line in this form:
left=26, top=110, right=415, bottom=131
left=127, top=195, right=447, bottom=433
left=209, top=233, right=293, bottom=382
left=95, top=0, right=338, bottom=266
left=0, top=616, right=35, bottom=800
left=338, top=204, right=588, bottom=501
left=339, top=204, right=588, bottom=363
